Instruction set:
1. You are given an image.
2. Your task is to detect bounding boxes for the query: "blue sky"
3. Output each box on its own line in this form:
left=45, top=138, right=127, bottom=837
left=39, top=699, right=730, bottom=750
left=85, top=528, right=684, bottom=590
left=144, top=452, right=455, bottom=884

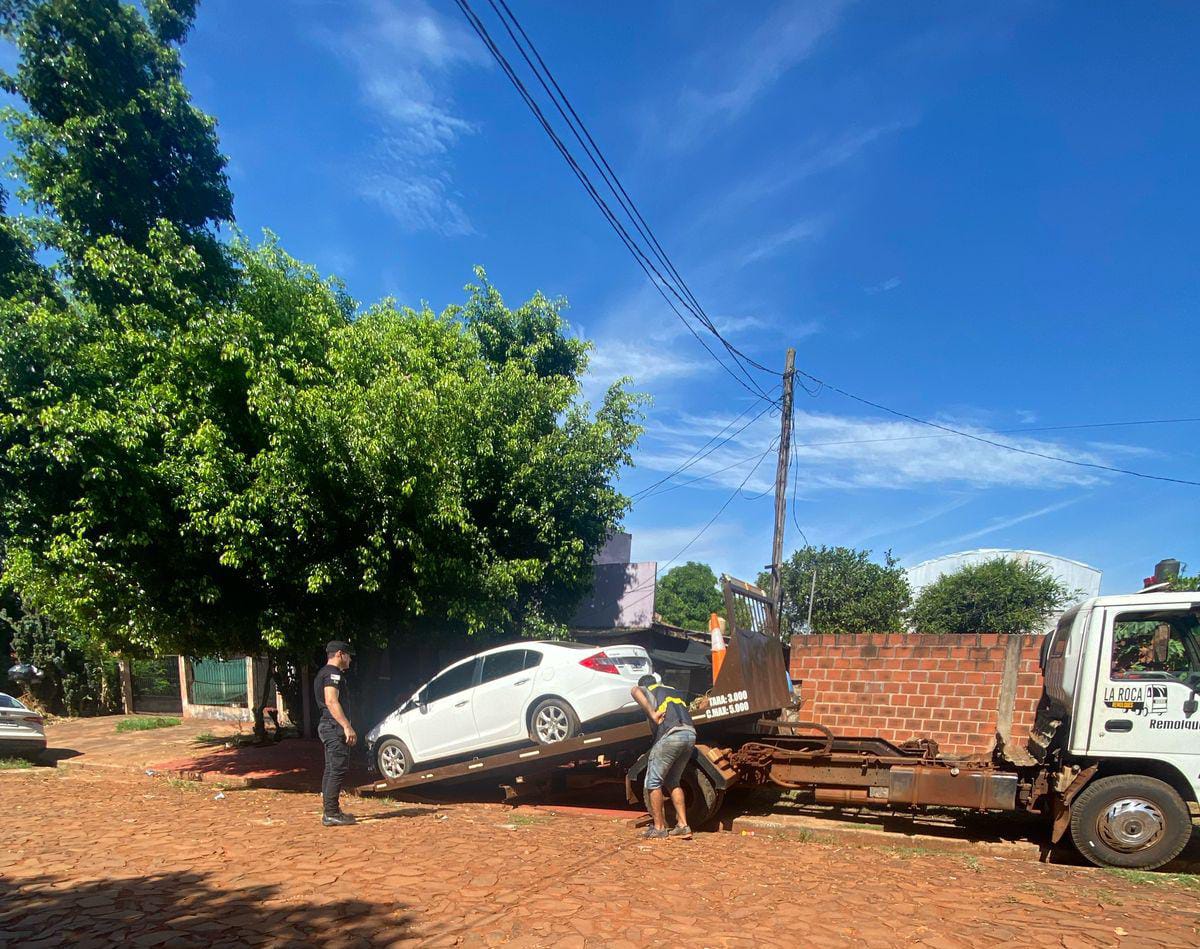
left=38, top=2, right=1200, bottom=591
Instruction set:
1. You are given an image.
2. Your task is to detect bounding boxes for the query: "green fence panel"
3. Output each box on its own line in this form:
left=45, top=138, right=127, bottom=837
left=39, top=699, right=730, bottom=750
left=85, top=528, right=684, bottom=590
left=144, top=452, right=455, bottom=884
left=190, top=658, right=248, bottom=707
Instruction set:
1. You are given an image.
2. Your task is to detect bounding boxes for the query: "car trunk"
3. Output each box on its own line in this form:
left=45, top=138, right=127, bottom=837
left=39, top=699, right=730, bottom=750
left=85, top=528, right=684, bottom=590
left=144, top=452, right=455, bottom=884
left=598, top=645, right=652, bottom=681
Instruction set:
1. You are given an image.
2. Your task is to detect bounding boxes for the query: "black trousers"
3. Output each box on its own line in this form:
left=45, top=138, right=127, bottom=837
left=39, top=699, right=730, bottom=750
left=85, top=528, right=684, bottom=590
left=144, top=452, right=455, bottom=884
left=318, top=720, right=350, bottom=815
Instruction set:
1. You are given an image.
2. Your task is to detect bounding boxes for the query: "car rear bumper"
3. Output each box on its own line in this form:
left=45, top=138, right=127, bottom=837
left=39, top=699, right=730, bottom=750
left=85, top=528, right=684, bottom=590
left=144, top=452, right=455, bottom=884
left=0, top=736, right=46, bottom=754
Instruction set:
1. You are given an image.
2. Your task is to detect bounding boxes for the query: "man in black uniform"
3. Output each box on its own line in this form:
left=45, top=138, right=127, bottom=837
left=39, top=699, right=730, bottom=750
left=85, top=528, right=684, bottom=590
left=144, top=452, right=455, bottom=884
left=632, top=674, right=708, bottom=839
left=315, top=640, right=357, bottom=826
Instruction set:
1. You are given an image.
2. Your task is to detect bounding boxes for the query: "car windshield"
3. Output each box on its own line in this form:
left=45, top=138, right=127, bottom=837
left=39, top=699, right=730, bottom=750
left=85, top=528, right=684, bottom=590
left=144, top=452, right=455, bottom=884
left=0, top=693, right=24, bottom=709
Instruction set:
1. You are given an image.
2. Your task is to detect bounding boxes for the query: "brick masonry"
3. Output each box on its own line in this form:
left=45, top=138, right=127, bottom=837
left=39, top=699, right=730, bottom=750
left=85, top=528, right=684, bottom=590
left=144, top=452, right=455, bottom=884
left=789, top=633, right=1045, bottom=756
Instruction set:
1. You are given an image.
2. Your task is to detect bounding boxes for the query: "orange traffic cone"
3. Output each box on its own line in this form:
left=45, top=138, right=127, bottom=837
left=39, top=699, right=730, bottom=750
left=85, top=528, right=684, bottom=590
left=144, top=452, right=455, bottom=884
left=709, top=612, right=727, bottom=684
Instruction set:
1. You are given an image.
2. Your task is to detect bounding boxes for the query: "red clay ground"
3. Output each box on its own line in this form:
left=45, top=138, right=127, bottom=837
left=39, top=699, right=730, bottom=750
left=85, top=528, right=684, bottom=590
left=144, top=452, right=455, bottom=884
left=4, top=759, right=1199, bottom=946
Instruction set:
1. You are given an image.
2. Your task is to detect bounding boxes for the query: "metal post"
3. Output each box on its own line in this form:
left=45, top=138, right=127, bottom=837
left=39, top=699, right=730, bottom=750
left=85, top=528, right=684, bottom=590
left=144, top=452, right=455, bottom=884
left=770, top=348, right=796, bottom=612
left=806, top=567, right=816, bottom=634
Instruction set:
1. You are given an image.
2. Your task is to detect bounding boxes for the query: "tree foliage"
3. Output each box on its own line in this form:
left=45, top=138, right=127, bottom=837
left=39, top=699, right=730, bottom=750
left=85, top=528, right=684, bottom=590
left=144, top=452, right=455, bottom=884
left=0, top=0, right=644, bottom=665
left=655, top=561, right=722, bottom=631
left=909, top=557, right=1075, bottom=635
left=764, top=546, right=911, bottom=636
left=1, top=0, right=233, bottom=303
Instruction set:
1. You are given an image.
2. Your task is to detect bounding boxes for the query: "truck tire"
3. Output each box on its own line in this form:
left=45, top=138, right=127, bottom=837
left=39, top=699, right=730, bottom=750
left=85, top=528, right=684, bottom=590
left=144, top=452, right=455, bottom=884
left=529, top=698, right=580, bottom=745
left=375, top=737, right=412, bottom=780
left=1069, top=774, right=1193, bottom=870
left=642, top=762, right=725, bottom=830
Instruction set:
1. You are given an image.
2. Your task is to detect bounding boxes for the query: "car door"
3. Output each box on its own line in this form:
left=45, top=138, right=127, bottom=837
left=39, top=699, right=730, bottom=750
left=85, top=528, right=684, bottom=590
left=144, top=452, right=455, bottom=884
left=1087, top=604, right=1200, bottom=772
left=405, top=658, right=480, bottom=762
left=471, top=649, right=539, bottom=746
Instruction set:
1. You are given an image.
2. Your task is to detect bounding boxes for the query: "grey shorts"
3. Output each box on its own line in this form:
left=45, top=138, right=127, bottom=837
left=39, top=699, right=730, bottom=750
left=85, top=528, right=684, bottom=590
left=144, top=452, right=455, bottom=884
left=644, top=727, right=696, bottom=791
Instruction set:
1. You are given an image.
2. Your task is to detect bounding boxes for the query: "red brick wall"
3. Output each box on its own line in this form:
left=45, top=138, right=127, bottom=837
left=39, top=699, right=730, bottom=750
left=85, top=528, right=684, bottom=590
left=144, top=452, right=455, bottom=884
left=788, top=633, right=1045, bottom=756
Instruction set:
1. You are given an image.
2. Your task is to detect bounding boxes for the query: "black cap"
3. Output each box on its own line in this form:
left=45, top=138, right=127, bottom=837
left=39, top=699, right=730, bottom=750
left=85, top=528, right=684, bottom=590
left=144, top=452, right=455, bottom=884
left=326, top=640, right=354, bottom=657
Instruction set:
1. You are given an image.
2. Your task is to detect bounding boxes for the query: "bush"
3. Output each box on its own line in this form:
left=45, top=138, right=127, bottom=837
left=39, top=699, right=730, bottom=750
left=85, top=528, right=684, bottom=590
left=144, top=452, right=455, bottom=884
left=909, top=557, right=1075, bottom=634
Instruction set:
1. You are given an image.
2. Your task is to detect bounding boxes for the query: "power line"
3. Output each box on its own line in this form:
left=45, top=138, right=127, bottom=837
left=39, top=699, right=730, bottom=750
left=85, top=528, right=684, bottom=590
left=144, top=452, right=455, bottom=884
left=486, top=0, right=780, bottom=385
left=630, top=398, right=778, bottom=502
left=793, top=368, right=1200, bottom=487
left=456, top=0, right=778, bottom=402
left=788, top=426, right=809, bottom=547
left=621, top=437, right=780, bottom=611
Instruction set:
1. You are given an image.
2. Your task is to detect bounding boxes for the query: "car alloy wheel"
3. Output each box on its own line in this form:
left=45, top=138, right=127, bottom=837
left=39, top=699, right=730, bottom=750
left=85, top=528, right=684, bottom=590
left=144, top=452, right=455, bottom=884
left=535, top=705, right=571, bottom=743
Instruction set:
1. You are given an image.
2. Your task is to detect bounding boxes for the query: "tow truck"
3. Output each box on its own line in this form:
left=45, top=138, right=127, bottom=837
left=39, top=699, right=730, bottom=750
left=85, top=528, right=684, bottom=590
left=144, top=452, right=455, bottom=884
left=360, top=576, right=1199, bottom=870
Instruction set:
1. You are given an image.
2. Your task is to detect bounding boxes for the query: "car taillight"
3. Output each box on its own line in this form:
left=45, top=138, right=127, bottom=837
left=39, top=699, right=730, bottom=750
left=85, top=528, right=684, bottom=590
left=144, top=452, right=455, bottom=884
left=20, top=714, right=43, bottom=726
left=580, top=652, right=620, bottom=675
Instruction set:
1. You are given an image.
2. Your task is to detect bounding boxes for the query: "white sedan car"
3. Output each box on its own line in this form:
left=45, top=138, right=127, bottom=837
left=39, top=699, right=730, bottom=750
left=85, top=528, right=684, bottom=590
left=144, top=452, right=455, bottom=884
left=0, top=692, right=46, bottom=758
left=366, top=641, right=651, bottom=779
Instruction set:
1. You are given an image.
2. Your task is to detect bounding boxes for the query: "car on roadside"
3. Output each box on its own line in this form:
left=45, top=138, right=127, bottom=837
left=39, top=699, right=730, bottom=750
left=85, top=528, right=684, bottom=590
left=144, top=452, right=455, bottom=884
left=365, top=641, right=652, bottom=779
left=0, top=692, right=46, bottom=759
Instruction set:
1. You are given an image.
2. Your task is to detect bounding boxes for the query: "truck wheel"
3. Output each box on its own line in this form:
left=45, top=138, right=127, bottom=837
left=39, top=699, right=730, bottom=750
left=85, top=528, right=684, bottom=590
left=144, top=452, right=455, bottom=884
left=375, top=737, right=411, bottom=780
left=1069, top=774, right=1193, bottom=870
left=530, top=698, right=579, bottom=745
left=642, top=763, right=725, bottom=830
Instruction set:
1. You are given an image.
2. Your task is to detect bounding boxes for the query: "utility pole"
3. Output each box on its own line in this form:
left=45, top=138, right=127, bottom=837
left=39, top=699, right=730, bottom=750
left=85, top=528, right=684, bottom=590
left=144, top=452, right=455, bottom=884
left=770, top=348, right=796, bottom=614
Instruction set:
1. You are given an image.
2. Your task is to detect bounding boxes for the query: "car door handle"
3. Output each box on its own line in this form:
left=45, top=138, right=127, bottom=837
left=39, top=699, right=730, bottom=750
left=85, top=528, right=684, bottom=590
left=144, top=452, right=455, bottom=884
left=1105, top=719, right=1133, bottom=732
left=514, top=678, right=529, bottom=686
left=454, top=700, right=469, bottom=708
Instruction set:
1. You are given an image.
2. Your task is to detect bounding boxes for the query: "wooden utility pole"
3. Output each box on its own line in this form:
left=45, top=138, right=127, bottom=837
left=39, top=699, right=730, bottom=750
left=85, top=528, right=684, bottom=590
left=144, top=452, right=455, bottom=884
left=770, top=348, right=796, bottom=612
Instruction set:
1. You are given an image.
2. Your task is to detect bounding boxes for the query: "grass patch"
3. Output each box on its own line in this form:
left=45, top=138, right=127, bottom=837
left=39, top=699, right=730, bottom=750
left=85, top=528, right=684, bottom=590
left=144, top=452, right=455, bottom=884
left=0, top=755, right=34, bottom=769
left=1103, top=868, right=1200, bottom=890
left=166, top=777, right=204, bottom=791
left=115, top=716, right=181, bottom=733
left=508, top=812, right=552, bottom=827
left=962, top=855, right=982, bottom=873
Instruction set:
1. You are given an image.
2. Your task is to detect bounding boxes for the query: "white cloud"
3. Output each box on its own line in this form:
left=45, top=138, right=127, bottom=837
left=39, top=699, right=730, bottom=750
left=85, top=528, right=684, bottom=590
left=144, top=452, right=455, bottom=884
left=865, top=276, right=902, bottom=294
left=915, top=498, right=1084, bottom=553
left=660, top=1, right=853, bottom=148
left=626, top=521, right=747, bottom=570
left=317, top=0, right=488, bottom=236
left=738, top=219, right=822, bottom=267
left=630, top=406, right=1130, bottom=495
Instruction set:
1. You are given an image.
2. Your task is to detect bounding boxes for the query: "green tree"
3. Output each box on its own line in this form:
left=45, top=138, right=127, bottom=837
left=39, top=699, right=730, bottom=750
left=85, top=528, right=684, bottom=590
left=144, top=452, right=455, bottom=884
left=764, top=546, right=911, bottom=636
left=908, top=557, right=1075, bottom=635
left=655, top=562, right=722, bottom=631
left=0, top=0, right=643, bottom=702
left=1, top=0, right=233, bottom=304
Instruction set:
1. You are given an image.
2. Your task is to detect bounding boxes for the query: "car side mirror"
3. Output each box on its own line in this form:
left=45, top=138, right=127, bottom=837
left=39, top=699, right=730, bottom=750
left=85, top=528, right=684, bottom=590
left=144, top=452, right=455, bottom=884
left=1185, top=689, right=1198, bottom=717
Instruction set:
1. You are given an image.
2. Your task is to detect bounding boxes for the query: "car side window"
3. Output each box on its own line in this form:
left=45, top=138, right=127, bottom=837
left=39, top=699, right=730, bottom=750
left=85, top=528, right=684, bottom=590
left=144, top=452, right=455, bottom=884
left=523, top=650, right=543, bottom=670
left=480, top=650, right=527, bottom=684
left=424, top=660, right=477, bottom=703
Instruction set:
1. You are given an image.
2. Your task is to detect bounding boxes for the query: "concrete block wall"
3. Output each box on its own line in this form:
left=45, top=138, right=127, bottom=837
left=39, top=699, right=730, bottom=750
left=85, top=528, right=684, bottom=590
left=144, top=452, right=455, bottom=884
left=788, top=633, right=1045, bottom=757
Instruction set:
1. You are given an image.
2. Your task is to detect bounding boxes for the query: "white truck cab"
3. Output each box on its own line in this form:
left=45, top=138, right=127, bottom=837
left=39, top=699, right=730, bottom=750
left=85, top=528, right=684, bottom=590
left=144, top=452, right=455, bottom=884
left=1037, top=591, right=1200, bottom=867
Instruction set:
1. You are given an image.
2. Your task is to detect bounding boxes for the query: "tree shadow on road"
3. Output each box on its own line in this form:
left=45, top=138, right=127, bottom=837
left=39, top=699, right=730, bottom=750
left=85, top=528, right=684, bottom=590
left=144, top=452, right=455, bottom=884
left=0, top=871, right=415, bottom=946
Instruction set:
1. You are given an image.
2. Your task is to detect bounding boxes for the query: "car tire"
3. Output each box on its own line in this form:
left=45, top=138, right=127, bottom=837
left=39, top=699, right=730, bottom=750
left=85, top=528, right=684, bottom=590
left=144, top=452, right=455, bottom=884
left=642, top=761, right=725, bottom=830
left=1069, top=774, right=1193, bottom=870
left=375, top=737, right=412, bottom=780
left=529, top=698, right=580, bottom=745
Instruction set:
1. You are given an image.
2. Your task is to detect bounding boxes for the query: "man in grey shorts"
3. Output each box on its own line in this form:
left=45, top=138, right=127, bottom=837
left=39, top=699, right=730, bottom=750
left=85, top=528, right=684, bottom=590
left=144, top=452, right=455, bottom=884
left=632, top=674, right=707, bottom=839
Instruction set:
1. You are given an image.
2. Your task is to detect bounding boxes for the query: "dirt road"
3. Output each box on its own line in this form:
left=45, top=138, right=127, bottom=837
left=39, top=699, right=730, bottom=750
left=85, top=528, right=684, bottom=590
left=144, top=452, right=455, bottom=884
left=2, top=764, right=1198, bottom=947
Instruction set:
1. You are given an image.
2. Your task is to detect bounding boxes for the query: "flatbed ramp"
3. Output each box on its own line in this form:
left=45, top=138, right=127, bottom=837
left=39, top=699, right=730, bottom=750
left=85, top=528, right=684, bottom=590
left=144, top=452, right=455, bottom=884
left=358, top=719, right=655, bottom=794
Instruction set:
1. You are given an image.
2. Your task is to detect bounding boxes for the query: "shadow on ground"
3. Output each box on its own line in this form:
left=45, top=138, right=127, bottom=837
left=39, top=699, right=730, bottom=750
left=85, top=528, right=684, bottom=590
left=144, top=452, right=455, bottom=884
left=0, top=872, right=414, bottom=946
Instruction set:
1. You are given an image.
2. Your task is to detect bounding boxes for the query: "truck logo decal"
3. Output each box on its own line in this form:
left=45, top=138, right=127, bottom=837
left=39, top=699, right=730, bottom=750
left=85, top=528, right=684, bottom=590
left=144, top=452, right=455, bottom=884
left=1103, top=684, right=1168, bottom=716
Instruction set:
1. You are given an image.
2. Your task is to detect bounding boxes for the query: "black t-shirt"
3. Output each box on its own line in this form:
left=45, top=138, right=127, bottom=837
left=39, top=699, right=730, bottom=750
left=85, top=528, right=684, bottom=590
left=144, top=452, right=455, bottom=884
left=641, top=683, right=693, bottom=743
left=314, top=663, right=348, bottom=724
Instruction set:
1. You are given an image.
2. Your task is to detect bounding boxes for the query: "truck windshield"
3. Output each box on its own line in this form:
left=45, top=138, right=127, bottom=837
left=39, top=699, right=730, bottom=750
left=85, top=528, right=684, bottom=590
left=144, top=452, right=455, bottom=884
left=1111, top=610, right=1200, bottom=684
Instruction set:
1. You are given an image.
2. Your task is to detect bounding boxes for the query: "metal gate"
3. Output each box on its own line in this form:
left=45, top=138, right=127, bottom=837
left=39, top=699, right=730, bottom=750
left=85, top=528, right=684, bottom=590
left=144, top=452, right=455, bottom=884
left=189, top=658, right=248, bottom=707
left=130, top=657, right=183, bottom=714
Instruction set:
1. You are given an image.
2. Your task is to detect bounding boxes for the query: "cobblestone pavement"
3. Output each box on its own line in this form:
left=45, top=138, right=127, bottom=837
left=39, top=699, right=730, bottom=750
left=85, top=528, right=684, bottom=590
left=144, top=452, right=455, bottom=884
left=2, top=767, right=1198, bottom=948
